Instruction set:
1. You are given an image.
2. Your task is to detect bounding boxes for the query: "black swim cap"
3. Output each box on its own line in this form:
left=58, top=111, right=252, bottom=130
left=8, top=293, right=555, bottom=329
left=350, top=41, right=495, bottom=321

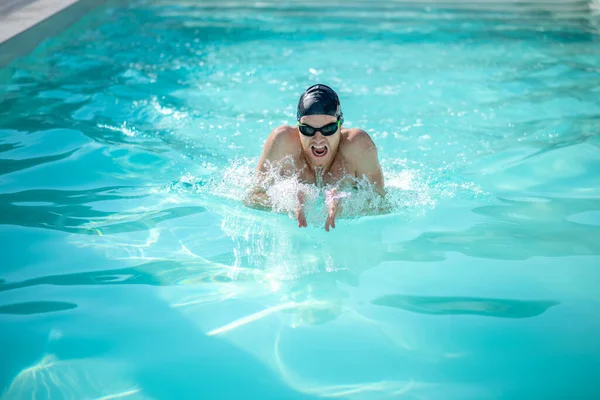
left=297, top=84, right=344, bottom=124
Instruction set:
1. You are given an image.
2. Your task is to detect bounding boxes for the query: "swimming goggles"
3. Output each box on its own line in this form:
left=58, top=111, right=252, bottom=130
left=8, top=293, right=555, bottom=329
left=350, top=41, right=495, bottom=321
left=297, top=120, right=341, bottom=137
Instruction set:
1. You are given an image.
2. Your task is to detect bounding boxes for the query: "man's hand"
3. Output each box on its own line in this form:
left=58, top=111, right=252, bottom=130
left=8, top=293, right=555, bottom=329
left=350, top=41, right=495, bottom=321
left=243, top=189, right=271, bottom=211
left=325, top=188, right=343, bottom=232
left=297, top=191, right=307, bottom=228
left=325, top=204, right=338, bottom=232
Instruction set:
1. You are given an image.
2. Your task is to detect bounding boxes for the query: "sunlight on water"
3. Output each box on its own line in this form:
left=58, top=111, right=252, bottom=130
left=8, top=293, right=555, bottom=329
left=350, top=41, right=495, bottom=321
left=2, top=354, right=144, bottom=399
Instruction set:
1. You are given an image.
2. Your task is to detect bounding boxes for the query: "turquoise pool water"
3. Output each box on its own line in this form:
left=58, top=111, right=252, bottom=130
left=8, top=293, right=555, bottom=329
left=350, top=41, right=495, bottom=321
left=2, top=0, right=600, bottom=398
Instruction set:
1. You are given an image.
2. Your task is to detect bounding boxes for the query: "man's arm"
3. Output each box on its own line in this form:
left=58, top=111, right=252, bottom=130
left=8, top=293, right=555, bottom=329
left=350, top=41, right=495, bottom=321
left=356, top=131, right=392, bottom=217
left=349, top=129, right=385, bottom=197
left=324, top=129, right=386, bottom=230
left=243, top=125, right=299, bottom=210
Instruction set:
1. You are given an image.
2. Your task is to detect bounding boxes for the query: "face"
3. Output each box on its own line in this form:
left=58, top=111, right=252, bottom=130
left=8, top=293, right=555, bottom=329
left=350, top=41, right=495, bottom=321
left=298, top=114, right=341, bottom=168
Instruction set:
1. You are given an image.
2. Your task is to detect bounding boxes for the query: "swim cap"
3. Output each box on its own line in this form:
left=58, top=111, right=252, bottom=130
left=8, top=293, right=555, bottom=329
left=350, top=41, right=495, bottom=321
left=297, top=84, right=344, bottom=124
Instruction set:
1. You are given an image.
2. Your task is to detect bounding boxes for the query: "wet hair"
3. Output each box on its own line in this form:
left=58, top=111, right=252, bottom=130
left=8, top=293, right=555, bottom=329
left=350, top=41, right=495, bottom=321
left=296, top=84, right=344, bottom=124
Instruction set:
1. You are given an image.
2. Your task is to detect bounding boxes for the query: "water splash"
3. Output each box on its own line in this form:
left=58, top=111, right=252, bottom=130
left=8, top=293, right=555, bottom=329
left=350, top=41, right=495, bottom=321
left=170, top=155, right=487, bottom=224
left=149, top=155, right=488, bottom=281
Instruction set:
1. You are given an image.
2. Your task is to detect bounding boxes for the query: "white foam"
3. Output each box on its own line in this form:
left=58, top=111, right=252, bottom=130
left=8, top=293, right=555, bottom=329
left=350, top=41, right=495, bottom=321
left=171, top=155, right=487, bottom=227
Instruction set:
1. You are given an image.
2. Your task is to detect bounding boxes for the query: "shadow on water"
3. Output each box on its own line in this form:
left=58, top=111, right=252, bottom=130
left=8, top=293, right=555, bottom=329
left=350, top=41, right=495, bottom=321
left=0, top=265, right=163, bottom=293
left=0, top=187, right=206, bottom=235
left=0, top=143, right=23, bottom=154
left=0, top=301, right=77, bottom=315
left=0, top=149, right=78, bottom=176
left=384, top=196, right=600, bottom=262
left=371, top=294, right=559, bottom=319
left=0, top=256, right=246, bottom=293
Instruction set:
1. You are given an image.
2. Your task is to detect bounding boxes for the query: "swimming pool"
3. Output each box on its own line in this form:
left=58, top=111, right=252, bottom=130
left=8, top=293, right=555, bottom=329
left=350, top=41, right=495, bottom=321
left=1, top=0, right=600, bottom=398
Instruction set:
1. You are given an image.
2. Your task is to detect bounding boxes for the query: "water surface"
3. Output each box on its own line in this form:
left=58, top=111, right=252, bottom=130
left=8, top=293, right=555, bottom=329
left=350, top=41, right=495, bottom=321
left=1, top=0, right=600, bottom=398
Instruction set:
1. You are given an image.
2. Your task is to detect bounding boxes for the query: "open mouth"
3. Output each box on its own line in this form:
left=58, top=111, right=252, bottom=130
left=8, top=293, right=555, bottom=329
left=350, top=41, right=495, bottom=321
left=311, top=145, right=328, bottom=158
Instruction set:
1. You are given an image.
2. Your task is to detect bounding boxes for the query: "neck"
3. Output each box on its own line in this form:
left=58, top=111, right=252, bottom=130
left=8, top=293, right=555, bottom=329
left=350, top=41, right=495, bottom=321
left=306, top=158, right=334, bottom=178
left=313, top=167, right=325, bottom=188
left=301, top=145, right=336, bottom=179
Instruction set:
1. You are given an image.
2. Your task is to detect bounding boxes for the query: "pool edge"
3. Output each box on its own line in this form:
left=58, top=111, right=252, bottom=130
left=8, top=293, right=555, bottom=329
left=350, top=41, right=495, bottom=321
left=0, top=0, right=108, bottom=68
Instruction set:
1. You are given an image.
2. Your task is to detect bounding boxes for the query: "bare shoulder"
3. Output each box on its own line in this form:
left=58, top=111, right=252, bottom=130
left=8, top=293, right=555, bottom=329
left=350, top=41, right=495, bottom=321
left=264, top=125, right=299, bottom=151
left=269, top=124, right=297, bottom=140
left=339, top=127, right=385, bottom=196
left=261, top=124, right=301, bottom=156
left=258, top=125, right=301, bottom=173
left=340, top=128, right=377, bottom=157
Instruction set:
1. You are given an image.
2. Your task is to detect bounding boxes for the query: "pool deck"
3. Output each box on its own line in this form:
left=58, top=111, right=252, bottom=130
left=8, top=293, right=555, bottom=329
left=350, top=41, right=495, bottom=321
left=0, top=0, right=81, bottom=44
left=0, top=0, right=105, bottom=67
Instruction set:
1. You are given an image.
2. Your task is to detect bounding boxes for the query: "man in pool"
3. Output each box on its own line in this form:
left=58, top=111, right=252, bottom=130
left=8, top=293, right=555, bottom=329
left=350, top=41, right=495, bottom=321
left=245, top=83, right=385, bottom=231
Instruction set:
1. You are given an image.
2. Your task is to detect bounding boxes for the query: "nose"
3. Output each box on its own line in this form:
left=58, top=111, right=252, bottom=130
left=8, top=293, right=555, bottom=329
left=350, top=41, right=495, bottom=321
left=313, top=131, right=326, bottom=141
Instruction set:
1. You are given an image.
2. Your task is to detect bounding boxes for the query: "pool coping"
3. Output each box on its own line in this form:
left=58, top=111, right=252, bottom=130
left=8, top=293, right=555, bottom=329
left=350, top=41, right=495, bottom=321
left=0, top=0, right=81, bottom=44
left=0, top=0, right=106, bottom=67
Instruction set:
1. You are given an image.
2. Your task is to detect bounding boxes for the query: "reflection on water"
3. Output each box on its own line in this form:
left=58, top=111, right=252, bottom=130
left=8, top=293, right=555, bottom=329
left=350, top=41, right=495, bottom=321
left=371, top=294, right=559, bottom=318
left=2, top=354, right=144, bottom=400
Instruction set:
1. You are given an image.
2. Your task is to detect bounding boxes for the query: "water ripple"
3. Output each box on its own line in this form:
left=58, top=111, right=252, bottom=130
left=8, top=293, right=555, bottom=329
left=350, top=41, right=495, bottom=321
left=0, top=149, right=78, bottom=176
left=371, top=294, right=559, bottom=318
left=1, top=1, right=600, bottom=398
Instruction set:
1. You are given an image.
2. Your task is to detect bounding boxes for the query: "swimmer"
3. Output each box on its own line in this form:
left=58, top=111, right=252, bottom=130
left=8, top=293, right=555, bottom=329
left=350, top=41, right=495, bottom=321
left=245, top=83, right=385, bottom=231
